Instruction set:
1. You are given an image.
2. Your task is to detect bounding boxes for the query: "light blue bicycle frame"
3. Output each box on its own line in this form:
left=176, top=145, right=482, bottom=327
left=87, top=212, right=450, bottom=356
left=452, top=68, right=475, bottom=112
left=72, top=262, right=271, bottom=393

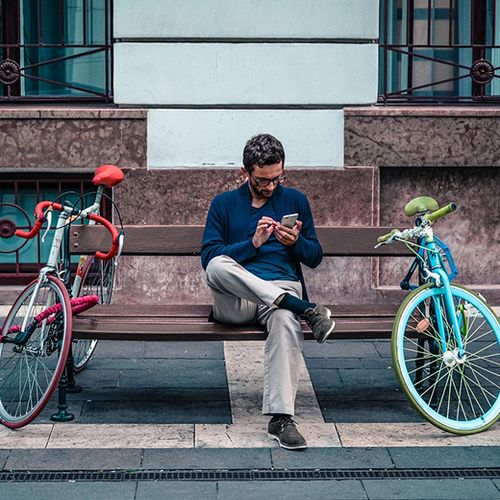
left=424, top=235, right=465, bottom=357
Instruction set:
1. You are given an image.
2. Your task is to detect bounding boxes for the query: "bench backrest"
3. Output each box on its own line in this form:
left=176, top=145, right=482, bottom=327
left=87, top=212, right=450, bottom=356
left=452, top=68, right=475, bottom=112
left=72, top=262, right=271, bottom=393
left=69, top=225, right=412, bottom=257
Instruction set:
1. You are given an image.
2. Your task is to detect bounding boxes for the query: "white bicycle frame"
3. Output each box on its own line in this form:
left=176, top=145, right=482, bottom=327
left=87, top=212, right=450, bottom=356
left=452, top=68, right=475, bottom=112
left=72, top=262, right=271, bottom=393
left=19, top=184, right=108, bottom=335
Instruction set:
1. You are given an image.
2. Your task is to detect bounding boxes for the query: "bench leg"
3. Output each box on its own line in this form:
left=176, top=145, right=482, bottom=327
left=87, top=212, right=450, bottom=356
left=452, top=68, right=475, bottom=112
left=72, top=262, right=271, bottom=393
left=66, top=346, right=83, bottom=394
left=51, top=367, right=75, bottom=423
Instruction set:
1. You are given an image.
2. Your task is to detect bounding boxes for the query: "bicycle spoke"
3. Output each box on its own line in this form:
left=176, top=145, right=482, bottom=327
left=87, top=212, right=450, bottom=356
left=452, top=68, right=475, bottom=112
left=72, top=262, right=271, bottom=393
left=393, top=284, right=500, bottom=434
left=0, top=277, right=71, bottom=427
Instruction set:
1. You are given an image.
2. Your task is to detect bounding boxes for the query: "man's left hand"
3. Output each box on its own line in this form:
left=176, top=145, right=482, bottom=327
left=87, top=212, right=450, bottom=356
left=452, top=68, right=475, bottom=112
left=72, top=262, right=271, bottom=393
left=274, top=220, right=302, bottom=247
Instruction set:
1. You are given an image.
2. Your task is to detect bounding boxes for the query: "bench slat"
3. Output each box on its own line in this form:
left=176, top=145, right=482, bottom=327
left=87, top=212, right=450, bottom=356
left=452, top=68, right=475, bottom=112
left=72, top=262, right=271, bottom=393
left=72, top=304, right=399, bottom=341
left=77, top=304, right=400, bottom=318
left=72, top=318, right=395, bottom=341
left=69, top=225, right=412, bottom=257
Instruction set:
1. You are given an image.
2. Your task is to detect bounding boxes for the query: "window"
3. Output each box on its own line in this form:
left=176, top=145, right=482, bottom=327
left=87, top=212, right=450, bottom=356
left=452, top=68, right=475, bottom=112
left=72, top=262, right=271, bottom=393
left=379, top=0, right=500, bottom=104
left=0, top=0, right=112, bottom=101
left=0, top=175, right=111, bottom=285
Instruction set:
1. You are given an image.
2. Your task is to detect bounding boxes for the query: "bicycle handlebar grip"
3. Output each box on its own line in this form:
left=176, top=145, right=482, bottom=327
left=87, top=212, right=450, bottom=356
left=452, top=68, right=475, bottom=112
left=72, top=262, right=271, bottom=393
left=377, top=228, right=400, bottom=243
left=87, top=213, right=120, bottom=260
left=424, top=203, right=457, bottom=223
left=14, top=201, right=63, bottom=239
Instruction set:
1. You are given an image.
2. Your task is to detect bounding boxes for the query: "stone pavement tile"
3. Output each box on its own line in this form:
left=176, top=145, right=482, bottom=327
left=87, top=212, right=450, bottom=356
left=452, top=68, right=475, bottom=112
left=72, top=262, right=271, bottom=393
left=0, top=482, right=137, bottom=500
left=271, top=447, right=393, bottom=470
left=68, top=369, right=120, bottom=388
left=336, top=422, right=500, bottom=447
left=304, top=340, right=381, bottom=359
left=143, top=341, right=224, bottom=359
left=388, top=446, right=500, bottom=469
left=136, top=481, right=217, bottom=500
left=15, top=400, right=84, bottom=425
left=118, top=358, right=228, bottom=388
left=307, top=366, right=396, bottom=389
left=301, top=368, right=342, bottom=393
left=224, top=341, right=323, bottom=423
left=315, top=385, right=403, bottom=401
left=5, top=448, right=142, bottom=471
left=229, top=391, right=322, bottom=424
left=217, top=480, right=368, bottom=500
left=69, top=386, right=229, bottom=402
left=89, top=340, right=146, bottom=359
left=81, top=357, right=144, bottom=370
left=320, top=399, right=421, bottom=423
left=47, top=424, right=194, bottom=449
left=0, top=450, right=10, bottom=469
left=79, top=399, right=231, bottom=424
left=362, top=479, right=500, bottom=500
left=195, top=423, right=340, bottom=448
left=337, top=368, right=398, bottom=389
left=306, top=356, right=390, bottom=369
left=372, top=340, right=392, bottom=358
left=142, top=448, right=272, bottom=469
left=0, top=424, right=52, bottom=449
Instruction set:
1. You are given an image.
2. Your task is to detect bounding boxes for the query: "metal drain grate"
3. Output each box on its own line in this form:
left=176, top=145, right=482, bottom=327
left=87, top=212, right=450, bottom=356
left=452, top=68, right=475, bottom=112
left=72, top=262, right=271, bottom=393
left=2, top=468, right=500, bottom=483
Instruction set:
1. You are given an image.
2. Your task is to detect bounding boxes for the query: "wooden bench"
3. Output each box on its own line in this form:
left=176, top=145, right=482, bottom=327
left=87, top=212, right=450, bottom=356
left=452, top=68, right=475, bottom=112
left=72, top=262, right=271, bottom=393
left=48, top=224, right=413, bottom=421
left=69, top=225, right=412, bottom=341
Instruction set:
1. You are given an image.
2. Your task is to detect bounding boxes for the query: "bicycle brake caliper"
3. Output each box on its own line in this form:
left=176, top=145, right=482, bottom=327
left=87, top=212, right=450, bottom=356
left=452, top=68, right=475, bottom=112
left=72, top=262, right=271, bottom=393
left=423, top=268, right=442, bottom=287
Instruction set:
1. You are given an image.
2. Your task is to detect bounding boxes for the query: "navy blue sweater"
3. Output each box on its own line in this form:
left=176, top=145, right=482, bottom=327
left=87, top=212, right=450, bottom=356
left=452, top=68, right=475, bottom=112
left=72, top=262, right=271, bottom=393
left=201, top=182, right=322, bottom=301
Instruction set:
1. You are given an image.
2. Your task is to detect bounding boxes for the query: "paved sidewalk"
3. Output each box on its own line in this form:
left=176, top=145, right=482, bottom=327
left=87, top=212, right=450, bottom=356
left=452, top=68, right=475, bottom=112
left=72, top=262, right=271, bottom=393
left=1, top=339, right=500, bottom=499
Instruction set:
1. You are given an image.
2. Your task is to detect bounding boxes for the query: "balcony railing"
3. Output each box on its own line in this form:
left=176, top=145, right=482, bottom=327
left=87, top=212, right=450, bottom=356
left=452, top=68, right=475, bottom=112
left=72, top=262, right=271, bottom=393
left=379, top=0, right=500, bottom=104
left=0, top=0, right=112, bottom=101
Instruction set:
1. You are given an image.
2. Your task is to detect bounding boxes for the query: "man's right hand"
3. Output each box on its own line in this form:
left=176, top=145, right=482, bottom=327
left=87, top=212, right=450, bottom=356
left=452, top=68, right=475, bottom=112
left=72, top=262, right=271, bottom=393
left=252, top=216, right=276, bottom=249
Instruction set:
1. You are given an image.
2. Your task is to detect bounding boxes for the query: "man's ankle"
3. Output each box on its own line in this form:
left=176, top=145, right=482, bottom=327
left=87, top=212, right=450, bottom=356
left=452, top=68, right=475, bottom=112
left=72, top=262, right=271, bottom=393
left=276, top=293, right=315, bottom=316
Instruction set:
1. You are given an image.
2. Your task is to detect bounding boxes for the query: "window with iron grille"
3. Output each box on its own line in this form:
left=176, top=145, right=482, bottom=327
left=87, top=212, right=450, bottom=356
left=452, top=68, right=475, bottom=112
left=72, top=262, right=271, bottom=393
left=0, top=0, right=112, bottom=101
left=0, top=174, right=111, bottom=285
left=379, top=0, right=500, bottom=104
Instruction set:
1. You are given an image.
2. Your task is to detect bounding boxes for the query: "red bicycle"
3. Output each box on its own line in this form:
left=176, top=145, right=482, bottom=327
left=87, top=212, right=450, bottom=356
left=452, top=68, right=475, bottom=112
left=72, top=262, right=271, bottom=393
left=0, top=164, right=124, bottom=428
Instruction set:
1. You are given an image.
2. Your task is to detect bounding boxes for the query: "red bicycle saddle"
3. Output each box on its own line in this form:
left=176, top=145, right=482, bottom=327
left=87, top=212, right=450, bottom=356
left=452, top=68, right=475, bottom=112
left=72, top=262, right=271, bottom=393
left=92, top=164, right=124, bottom=188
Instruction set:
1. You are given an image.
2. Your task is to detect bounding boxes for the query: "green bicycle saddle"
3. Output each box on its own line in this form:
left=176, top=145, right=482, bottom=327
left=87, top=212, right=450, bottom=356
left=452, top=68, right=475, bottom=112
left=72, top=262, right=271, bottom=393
left=404, top=196, right=439, bottom=217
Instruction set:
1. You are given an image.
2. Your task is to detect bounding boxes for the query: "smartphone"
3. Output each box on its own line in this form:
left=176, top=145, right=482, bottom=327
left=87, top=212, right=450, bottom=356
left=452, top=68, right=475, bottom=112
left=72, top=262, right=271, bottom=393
left=280, top=213, right=298, bottom=229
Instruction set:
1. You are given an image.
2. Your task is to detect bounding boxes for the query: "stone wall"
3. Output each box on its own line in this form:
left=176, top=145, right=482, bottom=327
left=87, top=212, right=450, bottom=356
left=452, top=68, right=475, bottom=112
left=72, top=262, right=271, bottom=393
left=112, top=166, right=391, bottom=306
left=345, top=107, right=500, bottom=305
left=0, top=108, right=147, bottom=172
left=2, top=107, right=499, bottom=306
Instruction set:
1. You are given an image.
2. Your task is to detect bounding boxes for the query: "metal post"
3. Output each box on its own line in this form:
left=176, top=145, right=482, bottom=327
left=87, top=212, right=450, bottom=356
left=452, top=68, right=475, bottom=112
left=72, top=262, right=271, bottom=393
left=51, top=367, right=75, bottom=422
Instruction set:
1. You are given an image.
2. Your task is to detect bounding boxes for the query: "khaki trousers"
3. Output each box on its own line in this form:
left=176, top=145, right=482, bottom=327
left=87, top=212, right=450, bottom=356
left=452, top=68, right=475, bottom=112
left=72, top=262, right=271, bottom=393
left=205, top=255, right=303, bottom=416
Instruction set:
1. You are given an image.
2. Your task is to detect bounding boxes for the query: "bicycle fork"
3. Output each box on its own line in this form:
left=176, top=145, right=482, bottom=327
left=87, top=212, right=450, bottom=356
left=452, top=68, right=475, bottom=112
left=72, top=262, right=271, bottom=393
left=426, top=241, right=466, bottom=366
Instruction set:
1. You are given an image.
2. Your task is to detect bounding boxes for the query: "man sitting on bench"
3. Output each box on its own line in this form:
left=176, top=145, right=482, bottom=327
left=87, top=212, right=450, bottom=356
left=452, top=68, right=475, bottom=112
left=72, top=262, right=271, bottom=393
left=201, top=133, right=335, bottom=451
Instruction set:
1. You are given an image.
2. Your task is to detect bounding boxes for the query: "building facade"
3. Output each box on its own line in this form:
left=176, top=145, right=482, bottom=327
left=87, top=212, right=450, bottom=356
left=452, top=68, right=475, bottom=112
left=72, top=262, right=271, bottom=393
left=1, top=0, right=499, bottom=306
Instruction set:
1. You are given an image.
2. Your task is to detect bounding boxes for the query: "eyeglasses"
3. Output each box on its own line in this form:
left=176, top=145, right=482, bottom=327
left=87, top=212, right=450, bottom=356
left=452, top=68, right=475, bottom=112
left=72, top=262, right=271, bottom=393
left=250, top=173, right=286, bottom=187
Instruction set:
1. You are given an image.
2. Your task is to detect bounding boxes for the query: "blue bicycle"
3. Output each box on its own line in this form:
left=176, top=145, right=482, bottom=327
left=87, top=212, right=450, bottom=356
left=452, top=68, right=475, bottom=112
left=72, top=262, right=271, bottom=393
left=377, top=196, right=500, bottom=434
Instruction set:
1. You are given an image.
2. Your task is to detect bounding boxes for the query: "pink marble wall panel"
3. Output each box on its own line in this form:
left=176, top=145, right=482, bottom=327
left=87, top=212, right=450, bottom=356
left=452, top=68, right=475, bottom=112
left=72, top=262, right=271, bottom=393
left=344, top=108, right=500, bottom=167
left=114, top=167, right=378, bottom=226
left=112, top=167, right=389, bottom=305
left=0, top=109, right=147, bottom=172
left=378, top=167, right=500, bottom=303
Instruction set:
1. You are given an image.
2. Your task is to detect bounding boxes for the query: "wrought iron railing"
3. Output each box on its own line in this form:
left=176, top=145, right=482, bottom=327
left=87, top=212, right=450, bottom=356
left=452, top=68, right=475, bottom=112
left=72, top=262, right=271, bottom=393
left=0, top=0, right=112, bottom=101
left=379, top=0, right=500, bottom=104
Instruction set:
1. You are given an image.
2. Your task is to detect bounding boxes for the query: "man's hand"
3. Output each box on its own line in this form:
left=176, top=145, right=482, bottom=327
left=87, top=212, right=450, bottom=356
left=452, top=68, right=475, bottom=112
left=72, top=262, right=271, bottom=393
left=275, top=220, right=302, bottom=247
left=252, top=216, right=276, bottom=249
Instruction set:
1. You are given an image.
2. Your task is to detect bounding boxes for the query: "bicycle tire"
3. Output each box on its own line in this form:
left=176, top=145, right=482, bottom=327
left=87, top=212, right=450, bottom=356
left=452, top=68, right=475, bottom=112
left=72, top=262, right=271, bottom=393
left=0, top=276, right=72, bottom=428
left=72, top=255, right=114, bottom=372
left=392, top=283, right=500, bottom=434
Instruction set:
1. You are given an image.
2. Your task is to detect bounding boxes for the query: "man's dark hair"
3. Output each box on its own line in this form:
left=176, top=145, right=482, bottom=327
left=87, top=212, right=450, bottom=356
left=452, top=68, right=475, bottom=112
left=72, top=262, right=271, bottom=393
left=242, top=134, right=285, bottom=173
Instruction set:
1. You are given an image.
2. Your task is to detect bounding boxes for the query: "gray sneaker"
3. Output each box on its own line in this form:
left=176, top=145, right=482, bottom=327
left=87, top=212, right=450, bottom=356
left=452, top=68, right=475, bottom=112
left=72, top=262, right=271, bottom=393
left=268, top=416, right=307, bottom=450
left=304, top=304, right=335, bottom=343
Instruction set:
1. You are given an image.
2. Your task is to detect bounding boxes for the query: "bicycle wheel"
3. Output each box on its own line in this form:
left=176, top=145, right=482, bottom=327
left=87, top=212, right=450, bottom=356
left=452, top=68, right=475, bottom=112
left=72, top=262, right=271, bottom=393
left=392, top=283, right=500, bottom=434
left=72, top=255, right=114, bottom=372
left=0, top=276, right=72, bottom=428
